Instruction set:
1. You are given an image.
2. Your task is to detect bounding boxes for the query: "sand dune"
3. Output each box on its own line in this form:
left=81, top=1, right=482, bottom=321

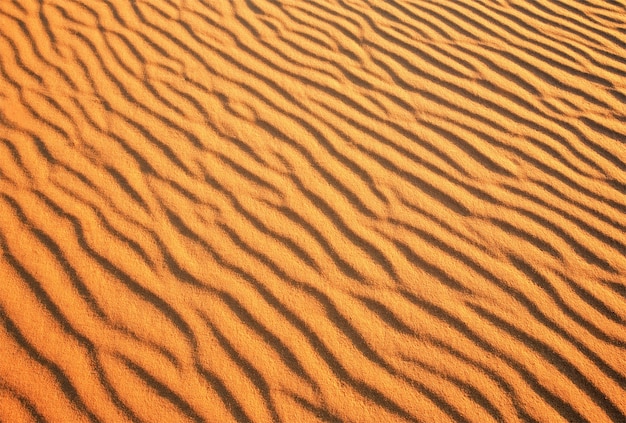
left=1, top=0, right=625, bottom=421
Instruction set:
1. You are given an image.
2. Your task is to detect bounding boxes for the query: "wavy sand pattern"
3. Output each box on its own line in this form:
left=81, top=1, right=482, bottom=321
left=1, top=0, right=626, bottom=421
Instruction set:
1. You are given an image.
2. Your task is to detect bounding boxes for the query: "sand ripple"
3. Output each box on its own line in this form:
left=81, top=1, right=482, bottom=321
left=1, top=0, right=625, bottom=421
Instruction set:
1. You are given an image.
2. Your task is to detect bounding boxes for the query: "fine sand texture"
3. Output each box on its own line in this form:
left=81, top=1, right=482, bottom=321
left=1, top=0, right=626, bottom=422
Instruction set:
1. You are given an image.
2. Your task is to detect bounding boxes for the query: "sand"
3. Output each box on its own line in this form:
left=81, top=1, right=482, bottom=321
left=0, top=0, right=625, bottom=421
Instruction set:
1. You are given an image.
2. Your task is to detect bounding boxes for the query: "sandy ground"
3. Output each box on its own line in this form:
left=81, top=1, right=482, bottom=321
left=1, top=0, right=625, bottom=422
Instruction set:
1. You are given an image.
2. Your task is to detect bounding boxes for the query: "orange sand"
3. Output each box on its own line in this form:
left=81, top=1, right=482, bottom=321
left=1, top=0, right=625, bottom=421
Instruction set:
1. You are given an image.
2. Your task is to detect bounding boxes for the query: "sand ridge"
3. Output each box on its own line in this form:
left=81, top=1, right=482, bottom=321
left=0, top=0, right=625, bottom=421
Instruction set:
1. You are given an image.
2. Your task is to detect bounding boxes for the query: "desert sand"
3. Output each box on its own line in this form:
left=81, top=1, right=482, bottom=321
left=0, top=0, right=625, bottom=421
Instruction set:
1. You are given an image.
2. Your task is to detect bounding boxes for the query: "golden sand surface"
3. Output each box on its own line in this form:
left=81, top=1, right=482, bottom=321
left=1, top=0, right=625, bottom=421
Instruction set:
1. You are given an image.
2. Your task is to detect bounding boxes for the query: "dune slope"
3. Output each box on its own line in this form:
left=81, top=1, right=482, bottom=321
left=1, top=0, right=625, bottom=422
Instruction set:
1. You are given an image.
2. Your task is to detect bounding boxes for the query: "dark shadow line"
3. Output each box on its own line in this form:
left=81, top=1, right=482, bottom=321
left=91, top=0, right=128, bottom=27
left=402, top=356, right=505, bottom=423
left=210, top=290, right=315, bottom=386
left=106, top=132, right=158, bottom=175
left=118, top=323, right=180, bottom=368
left=264, top=31, right=338, bottom=75
left=417, top=336, right=545, bottom=423
left=215, top=221, right=323, bottom=291
left=489, top=217, right=563, bottom=259
left=139, top=0, right=176, bottom=21
left=524, top=131, right=605, bottom=176
left=243, top=0, right=264, bottom=15
left=0, top=50, right=22, bottom=89
left=292, top=27, right=335, bottom=51
left=497, top=2, right=600, bottom=59
left=301, top=285, right=408, bottom=375
left=0, top=196, right=89, bottom=319
left=309, top=92, right=471, bottom=182
left=40, top=94, right=76, bottom=131
left=451, top=1, right=592, bottom=69
left=289, top=0, right=366, bottom=46
left=386, top=217, right=500, bottom=284
left=556, top=118, right=626, bottom=172
left=226, top=198, right=322, bottom=273
left=504, top=0, right=619, bottom=76
left=159, top=243, right=209, bottom=292
left=356, top=296, right=415, bottom=335
left=345, top=0, right=450, bottom=40
left=142, top=78, right=188, bottom=118
left=0, top=28, right=44, bottom=84
left=402, top=0, right=490, bottom=40
left=191, top=18, right=385, bottom=197
left=160, top=81, right=208, bottom=120
left=104, top=166, right=150, bottom=212
left=586, top=46, right=626, bottom=82
left=160, top=176, right=202, bottom=204
left=182, top=16, right=390, bottom=207
left=4, top=12, right=77, bottom=89
left=512, top=206, right=617, bottom=272
left=287, top=174, right=400, bottom=282
left=133, top=29, right=175, bottom=59
left=156, top=204, right=318, bottom=385
left=0, top=383, right=46, bottom=423
left=467, top=302, right=626, bottom=422
left=369, top=32, right=611, bottom=177
left=390, top=238, right=472, bottom=294
left=196, top=312, right=282, bottom=423
left=439, top=115, right=626, bottom=216
left=366, top=15, right=474, bottom=80
left=21, top=94, right=71, bottom=140
left=452, top=43, right=536, bottom=92
left=33, top=191, right=198, bottom=349
left=86, top=202, right=155, bottom=268
left=559, top=272, right=626, bottom=327
left=520, top=42, right=614, bottom=95
left=194, top=363, right=253, bottom=423
left=314, top=67, right=510, bottom=192
left=507, top=256, right=626, bottom=380
left=286, top=392, right=344, bottom=423
left=502, top=183, right=626, bottom=256
left=51, top=5, right=95, bottom=28
left=179, top=223, right=419, bottom=422
left=603, top=280, right=626, bottom=302
left=8, top=0, right=27, bottom=13
left=71, top=29, right=205, bottom=152
left=523, top=1, right=626, bottom=51
left=403, top=204, right=626, bottom=384
left=398, top=290, right=590, bottom=423
left=349, top=141, right=472, bottom=217
left=113, top=112, right=193, bottom=175
left=1, top=208, right=145, bottom=422
left=117, top=354, right=204, bottom=423
left=0, top=138, right=29, bottom=177
left=418, top=120, right=516, bottom=177
left=106, top=30, right=146, bottom=64
left=196, top=0, right=221, bottom=15
left=179, top=19, right=391, bottom=208
left=159, top=209, right=213, bottom=270
left=215, top=152, right=282, bottom=195
left=304, top=291, right=491, bottom=421
left=255, top=119, right=380, bottom=219
left=606, top=178, right=626, bottom=199
left=393, top=200, right=488, bottom=252
left=265, top=201, right=365, bottom=282
left=38, top=3, right=57, bottom=55
left=480, top=40, right=610, bottom=108
left=0, top=303, right=100, bottom=423
left=27, top=224, right=109, bottom=320
left=69, top=46, right=101, bottom=95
